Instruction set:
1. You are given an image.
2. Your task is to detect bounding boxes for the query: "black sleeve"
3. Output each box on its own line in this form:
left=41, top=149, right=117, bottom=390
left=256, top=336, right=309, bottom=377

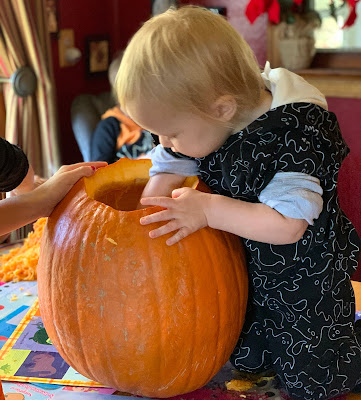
left=151, top=133, right=159, bottom=146
left=0, top=137, right=29, bottom=192
left=91, top=117, right=121, bottom=163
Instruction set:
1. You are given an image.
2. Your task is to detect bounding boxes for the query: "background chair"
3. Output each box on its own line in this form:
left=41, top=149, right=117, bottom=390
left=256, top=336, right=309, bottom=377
left=71, top=91, right=115, bottom=162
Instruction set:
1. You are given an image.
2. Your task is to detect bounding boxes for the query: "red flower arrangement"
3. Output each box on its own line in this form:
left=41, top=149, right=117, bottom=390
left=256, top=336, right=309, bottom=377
left=245, top=0, right=359, bottom=28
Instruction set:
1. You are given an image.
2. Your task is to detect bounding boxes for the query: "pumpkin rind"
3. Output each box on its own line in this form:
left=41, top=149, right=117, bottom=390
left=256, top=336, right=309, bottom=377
left=37, top=159, right=248, bottom=398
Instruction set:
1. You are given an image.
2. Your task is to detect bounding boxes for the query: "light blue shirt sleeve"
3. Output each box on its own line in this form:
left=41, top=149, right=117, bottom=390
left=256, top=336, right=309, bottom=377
left=149, top=145, right=199, bottom=177
left=259, top=172, right=323, bottom=225
left=150, top=145, right=323, bottom=225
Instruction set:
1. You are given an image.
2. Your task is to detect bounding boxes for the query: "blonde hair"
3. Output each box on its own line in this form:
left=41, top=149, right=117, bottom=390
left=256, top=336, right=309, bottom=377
left=116, top=6, right=264, bottom=127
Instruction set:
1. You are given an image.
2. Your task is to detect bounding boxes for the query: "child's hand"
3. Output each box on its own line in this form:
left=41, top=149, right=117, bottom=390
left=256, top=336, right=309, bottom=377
left=35, top=161, right=107, bottom=216
left=140, top=187, right=212, bottom=245
left=136, top=173, right=187, bottom=209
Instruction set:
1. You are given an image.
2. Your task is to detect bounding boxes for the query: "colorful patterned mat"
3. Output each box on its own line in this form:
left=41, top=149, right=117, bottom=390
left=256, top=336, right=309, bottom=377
left=1, top=239, right=361, bottom=400
left=2, top=283, right=361, bottom=400
left=0, top=298, right=103, bottom=387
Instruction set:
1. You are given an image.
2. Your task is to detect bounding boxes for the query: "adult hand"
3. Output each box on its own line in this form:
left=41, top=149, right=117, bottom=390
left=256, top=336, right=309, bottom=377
left=0, top=162, right=107, bottom=237
left=35, top=161, right=107, bottom=216
left=34, top=175, right=47, bottom=187
left=10, top=165, right=35, bottom=196
left=140, top=187, right=212, bottom=245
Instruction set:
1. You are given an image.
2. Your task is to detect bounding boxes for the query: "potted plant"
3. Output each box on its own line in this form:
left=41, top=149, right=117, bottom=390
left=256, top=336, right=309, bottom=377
left=277, top=3, right=321, bottom=70
left=245, top=0, right=358, bottom=70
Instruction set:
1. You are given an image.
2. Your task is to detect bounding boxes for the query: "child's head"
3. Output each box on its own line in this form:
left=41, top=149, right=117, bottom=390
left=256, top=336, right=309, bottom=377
left=116, top=6, right=264, bottom=130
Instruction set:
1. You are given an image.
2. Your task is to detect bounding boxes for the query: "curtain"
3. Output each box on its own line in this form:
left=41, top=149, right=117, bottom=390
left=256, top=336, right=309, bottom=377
left=0, top=90, right=5, bottom=138
left=0, top=0, right=60, bottom=178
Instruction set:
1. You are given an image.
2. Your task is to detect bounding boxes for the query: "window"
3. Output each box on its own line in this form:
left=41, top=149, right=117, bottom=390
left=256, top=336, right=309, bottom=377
left=313, top=0, right=361, bottom=49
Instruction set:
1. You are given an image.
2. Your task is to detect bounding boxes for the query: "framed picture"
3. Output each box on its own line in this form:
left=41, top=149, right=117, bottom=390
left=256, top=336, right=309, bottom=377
left=85, top=36, right=110, bottom=76
left=46, top=0, right=59, bottom=36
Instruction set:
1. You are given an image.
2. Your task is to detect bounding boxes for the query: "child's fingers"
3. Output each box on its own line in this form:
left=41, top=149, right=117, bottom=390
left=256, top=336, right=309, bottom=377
left=166, top=227, right=190, bottom=246
left=140, top=196, right=175, bottom=208
left=140, top=210, right=172, bottom=225
left=148, top=220, right=181, bottom=239
left=171, top=187, right=188, bottom=198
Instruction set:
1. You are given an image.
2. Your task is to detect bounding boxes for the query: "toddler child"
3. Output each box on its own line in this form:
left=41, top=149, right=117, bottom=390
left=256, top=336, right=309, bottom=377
left=91, top=52, right=155, bottom=163
left=115, top=6, right=361, bottom=400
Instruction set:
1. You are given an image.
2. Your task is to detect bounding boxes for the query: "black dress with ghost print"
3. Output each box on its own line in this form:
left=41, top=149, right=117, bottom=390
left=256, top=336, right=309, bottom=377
left=194, top=103, right=361, bottom=400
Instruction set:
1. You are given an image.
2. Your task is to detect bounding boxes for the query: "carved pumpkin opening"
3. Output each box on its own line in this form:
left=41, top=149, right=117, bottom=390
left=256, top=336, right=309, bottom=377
left=83, top=159, right=197, bottom=211
left=93, top=182, right=147, bottom=211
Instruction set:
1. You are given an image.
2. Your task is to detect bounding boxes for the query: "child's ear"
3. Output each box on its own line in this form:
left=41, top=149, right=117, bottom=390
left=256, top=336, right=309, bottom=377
left=210, top=95, right=237, bottom=122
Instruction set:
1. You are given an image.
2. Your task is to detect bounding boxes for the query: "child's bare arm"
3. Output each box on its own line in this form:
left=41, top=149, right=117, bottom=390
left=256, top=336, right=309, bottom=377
left=206, top=193, right=309, bottom=244
left=137, top=173, right=187, bottom=209
left=140, top=188, right=308, bottom=246
left=0, top=161, right=107, bottom=236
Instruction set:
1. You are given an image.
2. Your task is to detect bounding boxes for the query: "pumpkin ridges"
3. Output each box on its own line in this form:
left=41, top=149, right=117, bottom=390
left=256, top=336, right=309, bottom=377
left=101, top=209, right=166, bottom=392
left=43, top=191, right=105, bottom=380
left=50, top=216, right=76, bottom=362
left=98, top=213, right=125, bottom=387
left=73, top=228, right=87, bottom=376
left=39, top=220, right=63, bottom=364
left=176, top=230, right=224, bottom=392
left=70, top=198, right=84, bottom=375
left=79, top=210, right=110, bottom=382
left=207, top=231, right=246, bottom=379
left=172, top=237, right=199, bottom=393
left=92, top=209, right=137, bottom=386
left=163, top=227, right=242, bottom=396
left=49, top=194, right=89, bottom=378
left=200, top=231, right=226, bottom=385
left=140, top=228, right=194, bottom=395
left=212, top=232, right=232, bottom=379
left=190, top=229, right=219, bottom=390
left=136, top=215, right=161, bottom=392
left=178, top=238, right=197, bottom=394
left=143, top=224, right=163, bottom=389
left=43, top=221, right=66, bottom=359
left=73, top=197, right=106, bottom=379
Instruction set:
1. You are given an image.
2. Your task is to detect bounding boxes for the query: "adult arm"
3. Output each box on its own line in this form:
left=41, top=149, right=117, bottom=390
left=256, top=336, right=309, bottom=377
left=0, top=162, right=107, bottom=236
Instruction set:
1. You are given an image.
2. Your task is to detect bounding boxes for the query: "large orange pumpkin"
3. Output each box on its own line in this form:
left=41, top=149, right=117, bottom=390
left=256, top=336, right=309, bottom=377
left=37, top=158, right=248, bottom=398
